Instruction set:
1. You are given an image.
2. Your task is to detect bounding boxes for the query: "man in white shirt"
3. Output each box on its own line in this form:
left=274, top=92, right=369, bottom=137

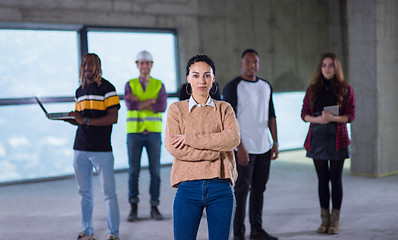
left=223, top=49, right=279, bottom=240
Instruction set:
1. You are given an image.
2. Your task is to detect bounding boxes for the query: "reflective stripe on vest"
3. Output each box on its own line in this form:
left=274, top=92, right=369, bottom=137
left=126, top=77, right=163, bottom=133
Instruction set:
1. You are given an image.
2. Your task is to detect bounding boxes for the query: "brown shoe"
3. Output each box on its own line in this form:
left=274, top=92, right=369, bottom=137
left=150, top=206, right=163, bottom=220
left=77, top=232, right=96, bottom=240
left=127, top=203, right=137, bottom=222
left=107, top=234, right=119, bottom=240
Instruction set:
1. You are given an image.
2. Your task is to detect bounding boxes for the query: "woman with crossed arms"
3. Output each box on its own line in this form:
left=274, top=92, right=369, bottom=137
left=165, top=55, right=240, bottom=240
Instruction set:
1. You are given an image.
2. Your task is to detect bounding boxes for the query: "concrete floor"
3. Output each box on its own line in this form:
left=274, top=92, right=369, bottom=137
left=0, top=149, right=397, bottom=240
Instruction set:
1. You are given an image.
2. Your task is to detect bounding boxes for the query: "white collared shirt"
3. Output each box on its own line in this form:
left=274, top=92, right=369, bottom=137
left=188, top=96, right=216, bottom=112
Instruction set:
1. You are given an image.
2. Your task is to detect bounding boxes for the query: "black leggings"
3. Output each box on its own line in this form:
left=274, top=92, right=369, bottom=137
left=313, top=159, right=345, bottom=210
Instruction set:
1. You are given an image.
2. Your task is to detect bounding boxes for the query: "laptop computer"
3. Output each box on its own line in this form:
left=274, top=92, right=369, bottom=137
left=35, top=97, right=75, bottom=120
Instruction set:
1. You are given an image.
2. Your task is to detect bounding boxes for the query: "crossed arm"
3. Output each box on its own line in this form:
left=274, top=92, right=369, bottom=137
left=165, top=103, right=240, bottom=162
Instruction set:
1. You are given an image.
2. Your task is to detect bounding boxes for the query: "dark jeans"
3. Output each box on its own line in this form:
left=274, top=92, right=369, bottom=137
left=313, top=159, right=345, bottom=210
left=233, top=150, right=272, bottom=237
left=127, top=133, right=161, bottom=206
left=173, top=179, right=235, bottom=240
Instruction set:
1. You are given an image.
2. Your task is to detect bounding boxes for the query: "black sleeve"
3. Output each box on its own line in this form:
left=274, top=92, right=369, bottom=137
left=268, top=85, right=276, bottom=119
left=222, top=77, right=239, bottom=115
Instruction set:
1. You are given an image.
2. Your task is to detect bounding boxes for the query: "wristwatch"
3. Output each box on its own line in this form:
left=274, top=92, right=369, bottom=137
left=83, top=117, right=89, bottom=125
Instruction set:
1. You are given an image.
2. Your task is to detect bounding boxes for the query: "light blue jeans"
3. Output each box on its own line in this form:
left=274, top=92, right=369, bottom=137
left=173, top=178, right=235, bottom=240
left=73, top=150, right=120, bottom=237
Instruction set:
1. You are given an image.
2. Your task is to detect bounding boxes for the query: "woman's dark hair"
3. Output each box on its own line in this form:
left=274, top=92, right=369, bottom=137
left=307, top=52, right=348, bottom=108
left=241, top=49, right=259, bottom=59
left=186, top=55, right=216, bottom=76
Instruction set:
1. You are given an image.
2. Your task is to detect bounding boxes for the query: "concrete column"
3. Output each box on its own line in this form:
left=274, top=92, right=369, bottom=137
left=348, top=0, right=398, bottom=177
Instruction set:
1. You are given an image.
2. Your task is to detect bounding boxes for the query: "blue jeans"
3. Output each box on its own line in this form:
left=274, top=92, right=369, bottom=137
left=173, top=179, right=235, bottom=240
left=127, top=133, right=161, bottom=206
left=73, top=150, right=120, bottom=237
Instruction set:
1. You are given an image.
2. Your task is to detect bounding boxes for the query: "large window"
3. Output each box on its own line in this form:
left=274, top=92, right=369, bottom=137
left=0, top=25, right=179, bottom=184
left=87, top=29, right=178, bottom=94
left=0, top=29, right=79, bottom=98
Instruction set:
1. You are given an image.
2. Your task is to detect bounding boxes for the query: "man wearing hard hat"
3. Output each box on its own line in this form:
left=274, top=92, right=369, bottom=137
left=124, top=50, right=167, bottom=222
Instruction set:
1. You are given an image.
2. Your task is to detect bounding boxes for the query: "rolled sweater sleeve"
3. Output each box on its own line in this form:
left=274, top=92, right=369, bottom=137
left=165, top=103, right=220, bottom=161
left=184, top=103, right=240, bottom=151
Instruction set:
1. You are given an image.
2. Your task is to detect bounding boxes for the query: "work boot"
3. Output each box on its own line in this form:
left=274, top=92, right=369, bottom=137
left=317, top=208, right=330, bottom=233
left=127, top=203, right=137, bottom=222
left=328, top=209, right=340, bottom=234
left=150, top=206, right=163, bottom=220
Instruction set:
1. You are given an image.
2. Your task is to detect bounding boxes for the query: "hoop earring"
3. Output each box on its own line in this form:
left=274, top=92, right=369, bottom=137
left=210, top=82, right=218, bottom=95
left=185, top=83, right=192, bottom=96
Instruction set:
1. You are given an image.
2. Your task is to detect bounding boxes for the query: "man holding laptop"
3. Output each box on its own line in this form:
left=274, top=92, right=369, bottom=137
left=35, top=96, right=74, bottom=120
left=63, top=53, right=121, bottom=240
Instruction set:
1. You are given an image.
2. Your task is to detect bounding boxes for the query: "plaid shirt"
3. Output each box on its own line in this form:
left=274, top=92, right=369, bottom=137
left=301, top=85, right=356, bottom=151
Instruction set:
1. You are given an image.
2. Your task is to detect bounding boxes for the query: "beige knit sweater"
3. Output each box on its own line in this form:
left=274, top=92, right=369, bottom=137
left=165, top=100, right=240, bottom=188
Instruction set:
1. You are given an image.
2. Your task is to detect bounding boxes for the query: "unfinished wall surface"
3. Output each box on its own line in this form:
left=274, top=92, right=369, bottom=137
left=375, top=0, right=398, bottom=175
left=348, top=0, right=398, bottom=177
left=1, top=0, right=397, bottom=177
left=0, top=0, right=340, bottom=91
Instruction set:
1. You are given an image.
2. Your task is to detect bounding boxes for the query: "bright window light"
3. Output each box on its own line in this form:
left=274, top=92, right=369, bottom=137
left=0, top=29, right=79, bottom=98
left=87, top=31, right=178, bottom=95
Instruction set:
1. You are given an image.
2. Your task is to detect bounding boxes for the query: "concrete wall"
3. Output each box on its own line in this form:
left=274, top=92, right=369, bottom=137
left=0, top=0, right=342, bottom=91
left=1, top=0, right=397, bottom=177
left=348, top=0, right=398, bottom=177
left=376, top=0, right=398, bottom=175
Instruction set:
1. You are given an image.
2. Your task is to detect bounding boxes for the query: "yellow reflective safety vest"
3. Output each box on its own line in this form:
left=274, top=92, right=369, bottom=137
left=126, top=77, right=163, bottom=133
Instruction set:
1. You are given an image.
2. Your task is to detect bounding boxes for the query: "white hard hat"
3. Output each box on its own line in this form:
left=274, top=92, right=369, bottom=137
left=135, top=50, right=153, bottom=62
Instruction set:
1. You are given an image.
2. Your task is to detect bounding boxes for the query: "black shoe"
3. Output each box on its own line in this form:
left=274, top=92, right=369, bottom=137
left=127, top=203, right=137, bottom=222
left=233, top=235, right=245, bottom=240
left=150, top=206, right=163, bottom=220
left=250, top=229, right=278, bottom=240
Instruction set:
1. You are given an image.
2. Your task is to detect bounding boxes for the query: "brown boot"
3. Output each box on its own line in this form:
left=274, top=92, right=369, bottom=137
left=317, top=208, right=330, bottom=233
left=127, top=203, right=137, bottom=222
left=328, top=209, right=340, bottom=234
